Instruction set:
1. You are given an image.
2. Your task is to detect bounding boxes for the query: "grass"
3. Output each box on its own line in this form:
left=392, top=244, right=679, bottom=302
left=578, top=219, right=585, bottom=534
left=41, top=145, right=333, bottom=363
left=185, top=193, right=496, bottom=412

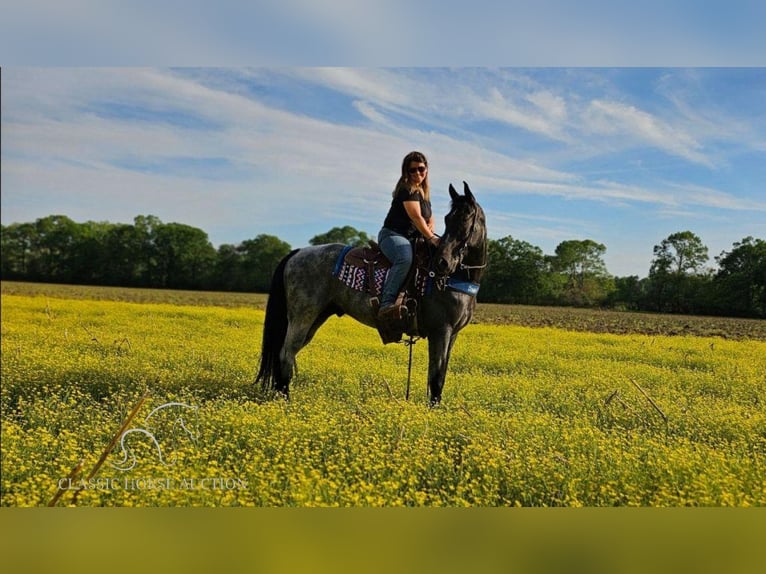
left=1, top=281, right=764, bottom=507
left=5, top=280, right=765, bottom=339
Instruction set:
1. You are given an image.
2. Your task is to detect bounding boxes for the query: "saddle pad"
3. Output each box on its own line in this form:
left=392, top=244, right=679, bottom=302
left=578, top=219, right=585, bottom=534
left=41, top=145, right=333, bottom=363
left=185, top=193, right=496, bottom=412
left=333, top=245, right=432, bottom=297
left=335, top=260, right=389, bottom=296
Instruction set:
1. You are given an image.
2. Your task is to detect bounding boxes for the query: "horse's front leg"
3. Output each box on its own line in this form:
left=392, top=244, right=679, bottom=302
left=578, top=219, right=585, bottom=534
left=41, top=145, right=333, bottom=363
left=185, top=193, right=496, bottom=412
left=426, top=328, right=457, bottom=406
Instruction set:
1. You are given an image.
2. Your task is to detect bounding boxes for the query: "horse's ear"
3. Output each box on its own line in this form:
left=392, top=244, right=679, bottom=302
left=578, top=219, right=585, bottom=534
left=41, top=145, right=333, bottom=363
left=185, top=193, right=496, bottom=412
left=463, top=181, right=476, bottom=205
left=449, top=184, right=460, bottom=202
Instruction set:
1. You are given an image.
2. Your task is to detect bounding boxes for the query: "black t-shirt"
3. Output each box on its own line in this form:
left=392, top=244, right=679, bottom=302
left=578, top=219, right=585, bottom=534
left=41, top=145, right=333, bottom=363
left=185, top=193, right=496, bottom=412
left=383, top=186, right=432, bottom=237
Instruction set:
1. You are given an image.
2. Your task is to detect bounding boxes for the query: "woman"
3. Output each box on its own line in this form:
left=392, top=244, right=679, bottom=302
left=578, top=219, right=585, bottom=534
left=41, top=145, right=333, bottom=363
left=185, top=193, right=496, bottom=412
left=377, top=151, right=440, bottom=318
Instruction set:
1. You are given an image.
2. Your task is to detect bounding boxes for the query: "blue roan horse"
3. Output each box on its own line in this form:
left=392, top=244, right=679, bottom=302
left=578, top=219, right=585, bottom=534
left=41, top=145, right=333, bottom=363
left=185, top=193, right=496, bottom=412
left=256, top=182, right=487, bottom=405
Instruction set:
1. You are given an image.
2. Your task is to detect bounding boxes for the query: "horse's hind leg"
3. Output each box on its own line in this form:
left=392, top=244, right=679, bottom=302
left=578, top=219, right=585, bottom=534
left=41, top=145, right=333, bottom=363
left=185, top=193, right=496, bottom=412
left=276, top=320, right=307, bottom=394
left=278, top=307, right=334, bottom=394
left=265, top=243, right=344, bottom=398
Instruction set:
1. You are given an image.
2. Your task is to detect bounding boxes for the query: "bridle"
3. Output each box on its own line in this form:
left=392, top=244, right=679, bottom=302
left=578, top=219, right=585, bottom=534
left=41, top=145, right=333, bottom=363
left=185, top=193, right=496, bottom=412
left=432, top=204, right=487, bottom=285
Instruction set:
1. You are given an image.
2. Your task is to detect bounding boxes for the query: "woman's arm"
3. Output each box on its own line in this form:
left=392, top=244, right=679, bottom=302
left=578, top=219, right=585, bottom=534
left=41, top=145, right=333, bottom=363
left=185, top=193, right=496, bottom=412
left=403, top=201, right=439, bottom=245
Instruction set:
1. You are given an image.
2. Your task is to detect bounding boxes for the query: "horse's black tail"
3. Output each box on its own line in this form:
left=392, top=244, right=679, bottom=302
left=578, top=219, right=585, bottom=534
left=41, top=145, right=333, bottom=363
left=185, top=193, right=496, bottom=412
left=256, top=249, right=299, bottom=393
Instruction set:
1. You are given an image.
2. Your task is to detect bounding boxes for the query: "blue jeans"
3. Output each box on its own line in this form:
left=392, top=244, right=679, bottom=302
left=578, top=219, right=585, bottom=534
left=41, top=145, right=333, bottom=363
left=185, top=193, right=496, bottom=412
left=378, top=227, right=413, bottom=308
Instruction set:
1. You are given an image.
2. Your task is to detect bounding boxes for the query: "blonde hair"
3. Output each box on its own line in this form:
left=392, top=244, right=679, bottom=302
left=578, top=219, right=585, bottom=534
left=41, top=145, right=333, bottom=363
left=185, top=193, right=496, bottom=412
left=392, top=151, right=430, bottom=201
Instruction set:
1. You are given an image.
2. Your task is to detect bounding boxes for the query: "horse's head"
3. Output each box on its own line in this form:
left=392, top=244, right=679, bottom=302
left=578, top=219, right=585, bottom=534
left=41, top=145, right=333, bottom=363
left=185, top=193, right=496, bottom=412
left=433, top=182, right=487, bottom=280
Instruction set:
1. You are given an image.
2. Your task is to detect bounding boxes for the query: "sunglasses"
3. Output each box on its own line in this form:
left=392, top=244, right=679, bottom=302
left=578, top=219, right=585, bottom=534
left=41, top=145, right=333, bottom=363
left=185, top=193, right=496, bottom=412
left=408, top=166, right=427, bottom=175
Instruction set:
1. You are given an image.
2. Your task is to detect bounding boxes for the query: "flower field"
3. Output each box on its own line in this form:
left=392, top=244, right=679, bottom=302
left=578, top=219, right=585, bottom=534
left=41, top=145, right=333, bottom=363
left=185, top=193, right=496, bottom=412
left=1, top=283, right=764, bottom=506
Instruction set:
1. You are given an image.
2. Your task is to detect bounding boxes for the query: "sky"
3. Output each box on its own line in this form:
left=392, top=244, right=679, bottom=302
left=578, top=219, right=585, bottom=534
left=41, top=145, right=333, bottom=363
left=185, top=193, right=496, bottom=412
left=2, top=3, right=765, bottom=278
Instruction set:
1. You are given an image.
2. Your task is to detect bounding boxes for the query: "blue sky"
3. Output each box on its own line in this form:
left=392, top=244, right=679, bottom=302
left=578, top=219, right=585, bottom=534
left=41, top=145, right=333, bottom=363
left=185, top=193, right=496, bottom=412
left=2, top=1, right=765, bottom=278
left=2, top=67, right=765, bottom=277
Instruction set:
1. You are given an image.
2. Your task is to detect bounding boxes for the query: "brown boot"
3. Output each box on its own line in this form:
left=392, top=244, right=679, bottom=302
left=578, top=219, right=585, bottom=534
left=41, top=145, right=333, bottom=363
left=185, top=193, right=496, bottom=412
left=378, top=304, right=405, bottom=321
left=376, top=304, right=407, bottom=344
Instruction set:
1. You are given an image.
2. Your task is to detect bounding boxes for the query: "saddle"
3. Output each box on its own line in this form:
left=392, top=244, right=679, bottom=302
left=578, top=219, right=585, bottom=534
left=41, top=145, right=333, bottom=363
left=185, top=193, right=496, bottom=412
left=335, top=238, right=433, bottom=344
left=340, top=241, right=392, bottom=296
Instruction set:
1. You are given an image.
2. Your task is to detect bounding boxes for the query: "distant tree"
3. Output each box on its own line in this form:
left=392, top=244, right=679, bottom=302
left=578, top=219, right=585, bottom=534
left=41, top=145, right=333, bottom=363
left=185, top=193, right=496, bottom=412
left=553, top=240, right=608, bottom=287
left=96, top=223, right=140, bottom=286
left=153, top=222, right=217, bottom=289
left=213, top=244, right=244, bottom=291
left=132, top=215, right=164, bottom=286
left=482, top=236, right=547, bottom=304
left=31, top=215, right=81, bottom=282
left=549, top=239, right=613, bottom=306
left=607, top=275, right=645, bottom=310
left=310, top=226, right=371, bottom=247
left=648, top=231, right=709, bottom=313
left=238, top=234, right=292, bottom=292
left=712, top=236, right=766, bottom=317
left=1, top=222, right=37, bottom=278
left=650, top=231, right=709, bottom=276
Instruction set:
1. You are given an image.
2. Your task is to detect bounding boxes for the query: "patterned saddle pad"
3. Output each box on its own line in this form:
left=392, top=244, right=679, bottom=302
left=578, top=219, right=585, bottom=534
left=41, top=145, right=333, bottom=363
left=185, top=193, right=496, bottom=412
left=333, top=243, right=431, bottom=297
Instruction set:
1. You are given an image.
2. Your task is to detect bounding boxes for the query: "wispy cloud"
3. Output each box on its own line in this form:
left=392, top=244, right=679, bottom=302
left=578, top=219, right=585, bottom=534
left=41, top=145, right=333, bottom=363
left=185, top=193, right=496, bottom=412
left=667, top=182, right=766, bottom=212
left=583, top=99, right=713, bottom=167
left=289, top=67, right=733, bottom=171
left=2, top=67, right=764, bottom=278
left=473, top=86, right=570, bottom=142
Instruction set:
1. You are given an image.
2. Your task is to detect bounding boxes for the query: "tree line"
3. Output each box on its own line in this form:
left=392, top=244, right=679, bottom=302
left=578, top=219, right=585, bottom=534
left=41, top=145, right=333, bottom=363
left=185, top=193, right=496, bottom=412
left=482, top=231, right=765, bottom=318
left=2, top=215, right=764, bottom=318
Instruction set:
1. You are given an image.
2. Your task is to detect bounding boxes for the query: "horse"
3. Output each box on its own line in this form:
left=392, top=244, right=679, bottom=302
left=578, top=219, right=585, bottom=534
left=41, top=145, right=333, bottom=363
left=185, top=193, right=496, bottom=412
left=255, top=181, right=487, bottom=405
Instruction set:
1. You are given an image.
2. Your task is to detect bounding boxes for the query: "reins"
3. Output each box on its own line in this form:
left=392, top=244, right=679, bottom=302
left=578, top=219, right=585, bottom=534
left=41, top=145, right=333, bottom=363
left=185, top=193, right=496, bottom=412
left=404, top=335, right=417, bottom=400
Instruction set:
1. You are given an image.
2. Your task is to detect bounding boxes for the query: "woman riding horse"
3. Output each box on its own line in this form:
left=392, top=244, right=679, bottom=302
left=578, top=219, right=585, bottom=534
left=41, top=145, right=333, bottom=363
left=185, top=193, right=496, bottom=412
left=256, top=180, right=487, bottom=405
left=378, top=151, right=441, bottom=320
